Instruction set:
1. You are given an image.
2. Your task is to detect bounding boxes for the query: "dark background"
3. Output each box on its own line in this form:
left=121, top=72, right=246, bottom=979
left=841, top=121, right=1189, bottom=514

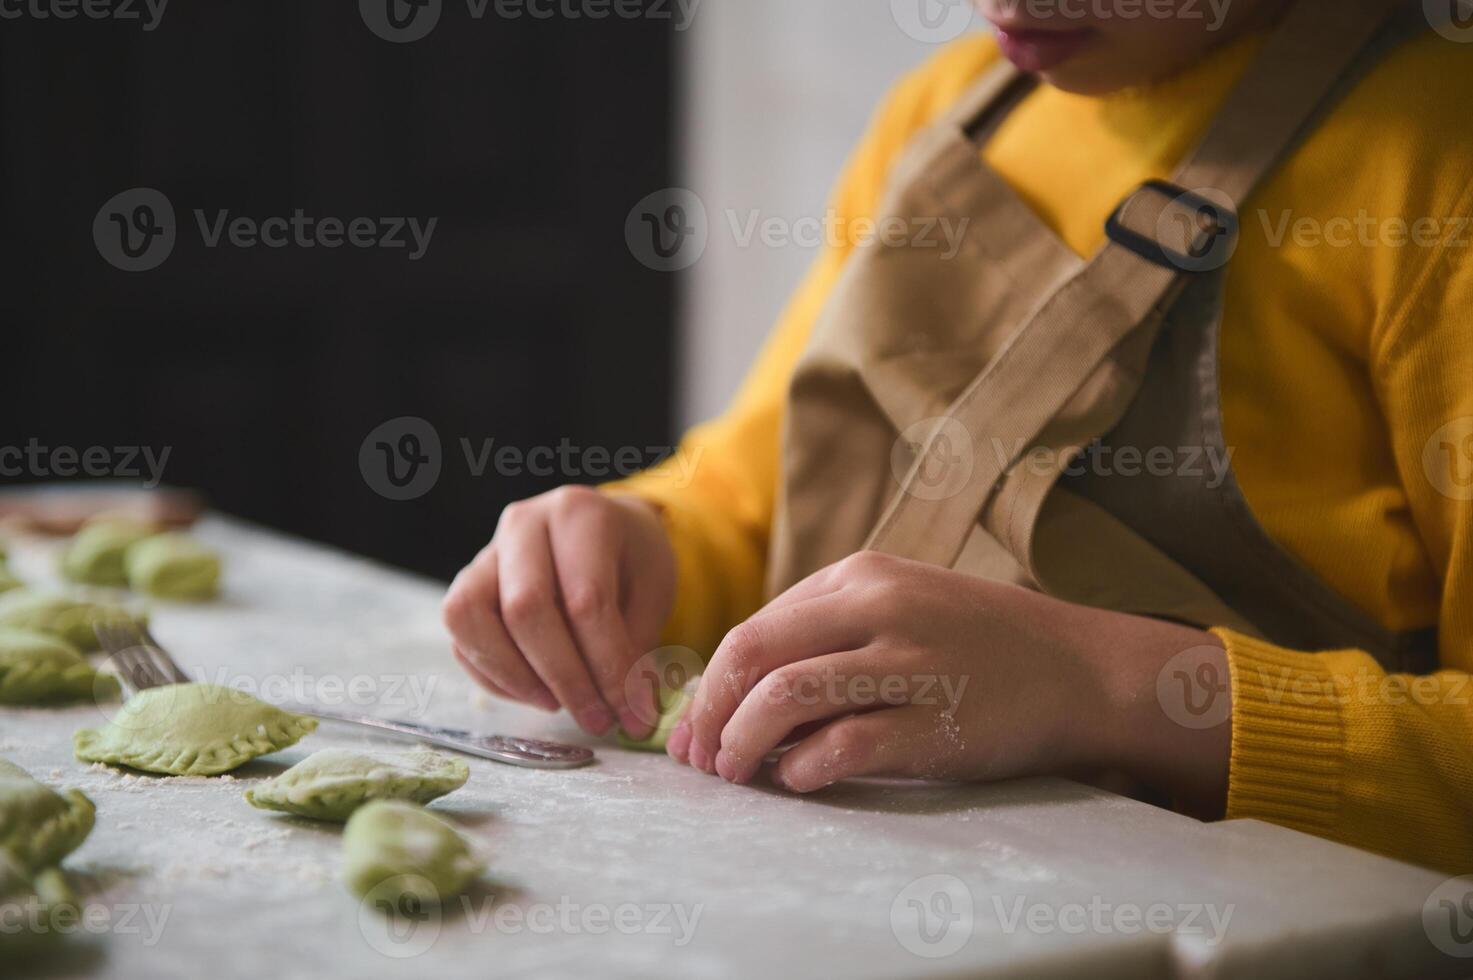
left=0, top=1, right=677, bottom=580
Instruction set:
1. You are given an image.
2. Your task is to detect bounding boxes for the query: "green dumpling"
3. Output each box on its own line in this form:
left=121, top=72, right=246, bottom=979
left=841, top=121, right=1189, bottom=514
left=0, top=758, right=95, bottom=878
left=617, top=675, right=697, bottom=753
left=74, top=683, right=317, bottom=776
left=0, top=761, right=91, bottom=959
left=0, top=541, right=17, bottom=601
left=124, top=533, right=220, bottom=600
left=0, top=627, right=120, bottom=705
left=245, top=748, right=469, bottom=821
left=60, top=520, right=155, bottom=587
left=1, top=854, right=73, bottom=959
left=343, top=800, right=481, bottom=908
left=0, top=590, right=143, bottom=653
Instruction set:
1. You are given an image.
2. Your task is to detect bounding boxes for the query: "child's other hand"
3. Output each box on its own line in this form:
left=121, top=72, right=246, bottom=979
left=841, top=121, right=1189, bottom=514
left=443, top=487, right=675, bottom=737
left=670, top=551, right=1229, bottom=813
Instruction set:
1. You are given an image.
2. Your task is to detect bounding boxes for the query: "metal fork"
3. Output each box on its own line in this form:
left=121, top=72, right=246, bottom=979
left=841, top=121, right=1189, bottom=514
left=92, top=620, right=595, bottom=770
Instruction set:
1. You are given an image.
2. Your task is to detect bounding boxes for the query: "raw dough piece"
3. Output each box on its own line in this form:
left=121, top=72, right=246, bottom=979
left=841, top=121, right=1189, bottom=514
left=618, top=676, right=697, bottom=752
left=245, top=748, right=469, bottom=821
left=74, top=683, right=317, bottom=776
left=125, top=532, right=221, bottom=600
left=1, top=853, right=72, bottom=959
left=1, top=853, right=43, bottom=940
left=0, top=760, right=91, bottom=959
left=0, top=757, right=95, bottom=877
left=0, top=590, right=143, bottom=652
left=60, top=519, right=155, bottom=587
left=0, top=627, right=120, bottom=705
left=343, top=800, right=481, bottom=907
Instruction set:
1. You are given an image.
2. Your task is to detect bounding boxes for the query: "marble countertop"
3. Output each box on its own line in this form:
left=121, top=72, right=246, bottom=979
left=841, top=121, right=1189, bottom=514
left=2, top=515, right=1465, bottom=979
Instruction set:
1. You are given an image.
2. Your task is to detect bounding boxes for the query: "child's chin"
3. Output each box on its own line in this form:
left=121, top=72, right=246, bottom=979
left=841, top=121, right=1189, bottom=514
left=1025, top=62, right=1143, bottom=96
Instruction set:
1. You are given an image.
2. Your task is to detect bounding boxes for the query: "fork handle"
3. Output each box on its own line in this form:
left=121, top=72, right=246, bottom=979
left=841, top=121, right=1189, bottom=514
left=297, top=706, right=595, bottom=769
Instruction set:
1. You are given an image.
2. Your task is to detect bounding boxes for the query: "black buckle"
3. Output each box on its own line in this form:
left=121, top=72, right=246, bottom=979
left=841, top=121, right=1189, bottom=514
left=1105, top=179, right=1238, bottom=272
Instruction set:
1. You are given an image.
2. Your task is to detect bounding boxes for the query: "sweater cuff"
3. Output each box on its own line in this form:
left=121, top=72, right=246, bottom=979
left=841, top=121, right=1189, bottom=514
left=1215, top=628, right=1345, bottom=834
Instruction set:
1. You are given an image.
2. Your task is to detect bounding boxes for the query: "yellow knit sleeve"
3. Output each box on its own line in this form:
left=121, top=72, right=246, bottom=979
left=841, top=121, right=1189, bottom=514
left=1221, top=631, right=1473, bottom=873
left=1219, top=157, right=1473, bottom=874
left=605, top=37, right=1002, bottom=658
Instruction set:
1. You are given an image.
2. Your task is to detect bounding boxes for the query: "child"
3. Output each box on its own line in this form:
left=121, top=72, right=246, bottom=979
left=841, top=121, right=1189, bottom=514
left=444, top=0, right=1472, bottom=873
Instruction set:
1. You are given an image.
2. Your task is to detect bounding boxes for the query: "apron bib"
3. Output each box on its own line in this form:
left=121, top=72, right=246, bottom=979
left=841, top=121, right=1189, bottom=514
left=767, top=0, right=1435, bottom=672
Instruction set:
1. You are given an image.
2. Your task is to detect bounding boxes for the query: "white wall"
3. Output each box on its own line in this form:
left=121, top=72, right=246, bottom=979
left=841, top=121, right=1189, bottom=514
left=675, top=1, right=955, bottom=427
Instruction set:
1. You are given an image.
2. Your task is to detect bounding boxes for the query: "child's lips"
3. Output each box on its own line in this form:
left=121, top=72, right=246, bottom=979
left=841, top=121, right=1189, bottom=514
left=993, top=26, right=1097, bottom=73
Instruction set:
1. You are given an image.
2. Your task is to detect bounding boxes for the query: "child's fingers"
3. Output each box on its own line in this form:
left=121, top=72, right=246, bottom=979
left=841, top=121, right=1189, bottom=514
left=451, top=645, right=523, bottom=705
left=496, top=512, right=617, bottom=735
left=666, top=715, right=693, bottom=763
left=714, top=649, right=896, bottom=784
left=547, top=496, right=655, bottom=738
left=443, top=551, right=558, bottom=710
left=771, top=705, right=938, bottom=793
left=686, top=590, right=870, bottom=773
left=608, top=494, right=677, bottom=656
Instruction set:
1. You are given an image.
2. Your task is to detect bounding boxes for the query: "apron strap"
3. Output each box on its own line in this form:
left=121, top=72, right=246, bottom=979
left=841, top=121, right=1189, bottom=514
left=938, top=57, right=1028, bottom=138
left=866, top=0, right=1414, bottom=566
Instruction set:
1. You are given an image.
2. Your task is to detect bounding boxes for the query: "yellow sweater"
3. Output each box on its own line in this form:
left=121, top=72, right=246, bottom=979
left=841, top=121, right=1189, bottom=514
left=611, top=33, right=1473, bottom=872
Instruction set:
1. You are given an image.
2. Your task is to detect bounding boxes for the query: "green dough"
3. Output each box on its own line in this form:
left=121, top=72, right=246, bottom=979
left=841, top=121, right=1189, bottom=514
left=74, top=683, right=318, bottom=776
left=60, top=520, right=156, bottom=587
left=0, top=561, right=21, bottom=595
left=0, top=627, right=120, bottom=705
left=0, top=537, right=18, bottom=606
left=0, top=590, right=144, bottom=653
left=0, top=757, right=95, bottom=877
left=124, top=533, right=221, bottom=600
left=0, top=761, right=91, bottom=959
left=343, top=800, right=480, bottom=908
left=245, top=748, right=469, bottom=821
left=617, top=676, right=696, bottom=752
left=1, top=853, right=68, bottom=958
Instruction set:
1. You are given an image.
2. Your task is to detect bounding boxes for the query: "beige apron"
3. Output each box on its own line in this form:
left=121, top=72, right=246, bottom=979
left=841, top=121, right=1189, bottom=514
left=768, top=0, right=1436, bottom=672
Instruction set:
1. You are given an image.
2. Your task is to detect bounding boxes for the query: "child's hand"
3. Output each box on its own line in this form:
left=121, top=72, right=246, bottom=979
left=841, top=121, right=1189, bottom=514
left=669, top=551, right=1229, bottom=813
left=443, top=487, right=675, bottom=737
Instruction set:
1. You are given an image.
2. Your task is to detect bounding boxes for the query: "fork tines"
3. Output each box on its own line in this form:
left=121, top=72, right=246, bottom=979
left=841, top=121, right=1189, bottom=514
left=92, top=619, right=190, bottom=692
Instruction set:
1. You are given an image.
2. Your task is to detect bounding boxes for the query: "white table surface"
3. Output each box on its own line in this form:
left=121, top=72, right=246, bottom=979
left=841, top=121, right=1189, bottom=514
left=1, top=515, right=1466, bottom=980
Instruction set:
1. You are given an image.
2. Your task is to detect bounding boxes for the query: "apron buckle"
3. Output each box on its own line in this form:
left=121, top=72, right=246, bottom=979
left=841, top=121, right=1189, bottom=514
left=1105, top=179, right=1240, bottom=273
